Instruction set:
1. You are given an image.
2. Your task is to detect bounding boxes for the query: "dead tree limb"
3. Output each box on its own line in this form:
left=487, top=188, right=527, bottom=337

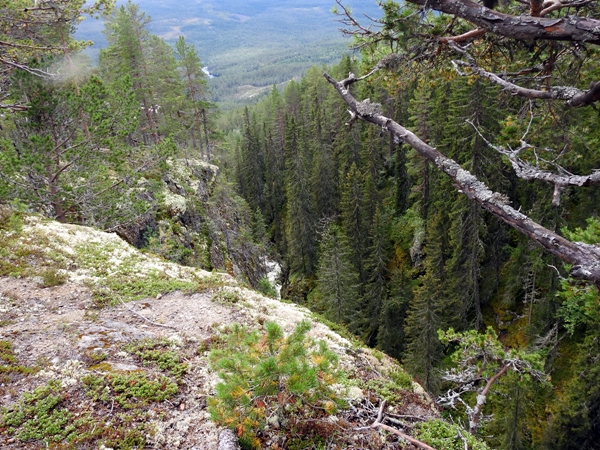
left=466, top=118, right=600, bottom=191
left=452, top=59, right=600, bottom=107
left=323, top=71, right=600, bottom=286
left=368, top=400, right=437, bottom=450
left=404, top=0, right=600, bottom=44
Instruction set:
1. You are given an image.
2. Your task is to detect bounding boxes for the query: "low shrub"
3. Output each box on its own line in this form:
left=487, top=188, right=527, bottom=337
left=208, top=320, right=346, bottom=449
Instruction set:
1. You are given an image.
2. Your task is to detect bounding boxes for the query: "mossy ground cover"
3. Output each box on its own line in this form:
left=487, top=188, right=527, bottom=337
left=2, top=376, right=155, bottom=448
left=0, top=334, right=190, bottom=449
left=0, top=340, right=37, bottom=384
left=123, top=338, right=188, bottom=379
left=0, top=207, right=489, bottom=448
left=0, top=208, right=67, bottom=280
left=0, top=207, right=226, bottom=309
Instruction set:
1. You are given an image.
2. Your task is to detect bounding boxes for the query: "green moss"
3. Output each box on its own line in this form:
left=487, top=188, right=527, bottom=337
left=2, top=378, right=150, bottom=447
left=193, top=272, right=226, bottom=291
left=90, top=269, right=197, bottom=306
left=82, top=372, right=178, bottom=408
left=212, top=288, right=243, bottom=304
left=0, top=340, right=36, bottom=383
left=306, top=312, right=362, bottom=347
left=74, top=241, right=224, bottom=307
left=362, top=377, right=406, bottom=404
left=85, top=348, right=109, bottom=364
left=1, top=380, right=78, bottom=443
left=387, top=367, right=414, bottom=391
left=0, top=340, right=17, bottom=364
left=124, top=338, right=188, bottom=378
left=0, top=207, right=24, bottom=233
left=0, top=216, right=68, bottom=279
left=40, top=268, right=68, bottom=287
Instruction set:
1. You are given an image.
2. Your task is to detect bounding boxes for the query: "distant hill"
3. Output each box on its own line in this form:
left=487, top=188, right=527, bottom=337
left=76, top=0, right=383, bottom=108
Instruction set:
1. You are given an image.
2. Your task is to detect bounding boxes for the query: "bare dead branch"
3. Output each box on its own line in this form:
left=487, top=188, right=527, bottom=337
left=468, top=364, right=510, bottom=433
left=446, top=40, right=600, bottom=107
left=567, top=81, right=600, bottom=107
left=0, top=102, right=29, bottom=111
left=333, top=0, right=378, bottom=41
left=116, top=295, right=178, bottom=330
left=0, top=39, right=67, bottom=51
left=466, top=119, right=600, bottom=190
left=324, top=70, right=600, bottom=286
left=0, top=57, right=59, bottom=78
left=540, top=0, right=595, bottom=16
left=367, top=400, right=437, bottom=450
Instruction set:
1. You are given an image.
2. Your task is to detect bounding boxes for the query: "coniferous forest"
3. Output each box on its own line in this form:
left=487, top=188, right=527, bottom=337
left=2, top=0, right=600, bottom=449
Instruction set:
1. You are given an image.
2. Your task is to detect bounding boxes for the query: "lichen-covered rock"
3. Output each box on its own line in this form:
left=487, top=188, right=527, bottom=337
left=114, top=159, right=268, bottom=288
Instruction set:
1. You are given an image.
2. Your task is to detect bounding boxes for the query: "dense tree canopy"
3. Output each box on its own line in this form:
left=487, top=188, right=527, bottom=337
left=328, top=0, right=600, bottom=286
left=225, top=0, right=600, bottom=446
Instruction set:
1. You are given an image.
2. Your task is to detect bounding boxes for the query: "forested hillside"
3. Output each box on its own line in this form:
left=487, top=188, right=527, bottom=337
left=225, top=1, right=600, bottom=448
left=1, top=1, right=213, bottom=226
left=1, top=0, right=600, bottom=449
left=75, top=0, right=383, bottom=108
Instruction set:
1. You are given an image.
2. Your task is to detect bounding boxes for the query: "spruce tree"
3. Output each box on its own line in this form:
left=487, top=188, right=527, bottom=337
left=284, top=116, right=316, bottom=276
left=238, top=107, right=265, bottom=213
left=359, top=204, right=391, bottom=344
left=314, top=224, right=360, bottom=326
left=100, top=1, right=166, bottom=144
left=340, top=163, right=368, bottom=288
left=403, top=210, right=448, bottom=394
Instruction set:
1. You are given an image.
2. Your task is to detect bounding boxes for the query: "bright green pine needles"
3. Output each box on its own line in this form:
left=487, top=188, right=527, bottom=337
left=208, top=320, right=345, bottom=449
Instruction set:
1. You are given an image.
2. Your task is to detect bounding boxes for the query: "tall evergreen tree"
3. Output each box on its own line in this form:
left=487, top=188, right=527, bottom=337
left=403, top=210, right=448, bottom=393
left=314, top=223, right=360, bottom=326
left=340, top=163, right=368, bottom=288
left=174, top=36, right=210, bottom=158
left=237, top=107, right=265, bottom=213
left=362, top=205, right=391, bottom=345
left=100, top=1, right=161, bottom=144
left=284, top=116, right=316, bottom=276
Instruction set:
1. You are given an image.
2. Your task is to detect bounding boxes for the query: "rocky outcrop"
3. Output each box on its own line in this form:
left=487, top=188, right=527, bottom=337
left=115, top=159, right=268, bottom=288
left=0, top=213, right=444, bottom=450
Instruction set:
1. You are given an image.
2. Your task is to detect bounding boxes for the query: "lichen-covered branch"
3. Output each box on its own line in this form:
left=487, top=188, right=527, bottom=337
left=404, top=0, right=600, bottom=45
left=452, top=59, right=600, bottom=107
left=366, top=400, right=437, bottom=450
left=466, top=119, right=600, bottom=195
left=438, top=328, right=548, bottom=434
left=324, top=71, right=600, bottom=286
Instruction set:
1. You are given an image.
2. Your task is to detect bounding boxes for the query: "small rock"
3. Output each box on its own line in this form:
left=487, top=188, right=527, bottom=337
left=167, top=334, right=183, bottom=347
